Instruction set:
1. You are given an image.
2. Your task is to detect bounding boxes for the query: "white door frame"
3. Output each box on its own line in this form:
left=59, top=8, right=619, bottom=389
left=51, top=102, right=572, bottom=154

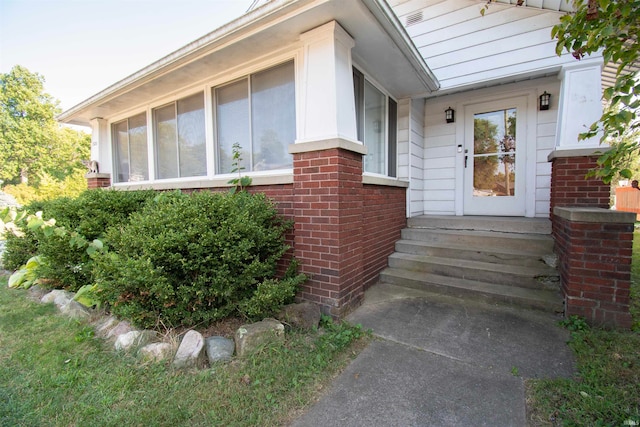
left=453, top=93, right=537, bottom=217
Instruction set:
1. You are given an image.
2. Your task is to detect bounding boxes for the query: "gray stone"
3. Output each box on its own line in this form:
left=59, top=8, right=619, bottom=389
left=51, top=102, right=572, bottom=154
left=94, top=316, right=119, bottom=338
left=59, top=300, right=91, bottom=319
left=278, top=302, right=321, bottom=330
left=114, top=330, right=158, bottom=352
left=235, top=318, right=284, bottom=357
left=173, top=330, right=206, bottom=369
left=139, top=342, right=175, bottom=362
left=27, top=284, right=49, bottom=301
left=205, top=336, right=235, bottom=364
left=40, top=289, right=74, bottom=307
left=106, top=321, right=133, bottom=339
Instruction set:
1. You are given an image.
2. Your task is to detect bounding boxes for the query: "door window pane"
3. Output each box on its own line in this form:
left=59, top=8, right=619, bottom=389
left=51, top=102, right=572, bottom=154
left=251, top=61, right=295, bottom=171
left=473, top=108, right=516, bottom=197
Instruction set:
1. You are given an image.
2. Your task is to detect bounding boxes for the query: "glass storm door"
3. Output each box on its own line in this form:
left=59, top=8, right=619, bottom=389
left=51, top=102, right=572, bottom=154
left=463, top=99, right=526, bottom=216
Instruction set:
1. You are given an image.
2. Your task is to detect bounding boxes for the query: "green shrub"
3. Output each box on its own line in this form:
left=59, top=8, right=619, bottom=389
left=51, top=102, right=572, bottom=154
left=94, top=190, right=304, bottom=328
left=1, top=200, right=49, bottom=271
left=12, top=189, right=155, bottom=290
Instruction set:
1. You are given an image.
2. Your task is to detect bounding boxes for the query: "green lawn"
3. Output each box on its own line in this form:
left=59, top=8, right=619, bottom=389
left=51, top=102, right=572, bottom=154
left=0, top=276, right=368, bottom=426
left=526, top=229, right=640, bottom=426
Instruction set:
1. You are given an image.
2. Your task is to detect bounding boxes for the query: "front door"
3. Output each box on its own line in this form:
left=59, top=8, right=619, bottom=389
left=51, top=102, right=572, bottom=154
left=463, top=98, right=527, bottom=216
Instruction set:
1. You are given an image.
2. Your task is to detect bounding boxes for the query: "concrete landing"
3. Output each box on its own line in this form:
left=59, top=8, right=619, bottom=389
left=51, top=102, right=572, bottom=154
left=291, top=283, right=575, bottom=427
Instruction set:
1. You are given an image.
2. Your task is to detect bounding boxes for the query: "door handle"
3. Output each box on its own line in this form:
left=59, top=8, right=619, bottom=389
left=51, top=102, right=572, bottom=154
left=464, top=149, right=469, bottom=168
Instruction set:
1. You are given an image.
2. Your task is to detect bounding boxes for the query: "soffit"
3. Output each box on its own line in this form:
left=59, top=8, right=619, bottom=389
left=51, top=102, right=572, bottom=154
left=59, top=0, right=437, bottom=126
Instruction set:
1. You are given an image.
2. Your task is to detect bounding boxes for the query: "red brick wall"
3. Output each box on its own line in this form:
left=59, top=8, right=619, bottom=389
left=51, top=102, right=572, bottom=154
left=86, top=175, right=111, bottom=189
left=362, top=185, right=406, bottom=289
left=550, top=155, right=610, bottom=215
left=292, top=148, right=364, bottom=317
left=554, top=208, right=634, bottom=329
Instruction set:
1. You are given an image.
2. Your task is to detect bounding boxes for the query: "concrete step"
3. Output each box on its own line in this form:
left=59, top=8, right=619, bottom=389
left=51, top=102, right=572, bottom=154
left=394, top=239, right=554, bottom=268
left=407, top=215, right=552, bottom=235
left=388, top=253, right=559, bottom=291
left=401, top=228, right=554, bottom=256
left=379, top=267, right=563, bottom=313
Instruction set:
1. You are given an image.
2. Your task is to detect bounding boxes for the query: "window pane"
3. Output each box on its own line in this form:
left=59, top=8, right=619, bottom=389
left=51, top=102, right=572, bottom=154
left=387, top=98, right=397, bottom=178
left=128, top=113, right=148, bottom=182
left=154, top=104, right=177, bottom=179
left=177, top=93, right=206, bottom=177
left=112, top=120, right=129, bottom=183
left=251, top=61, right=295, bottom=171
left=363, top=81, right=386, bottom=174
left=216, top=79, right=249, bottom=174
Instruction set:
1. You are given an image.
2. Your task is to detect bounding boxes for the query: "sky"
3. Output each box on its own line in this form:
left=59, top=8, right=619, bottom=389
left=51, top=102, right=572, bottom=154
left=0, top=0, right=256, bottom=118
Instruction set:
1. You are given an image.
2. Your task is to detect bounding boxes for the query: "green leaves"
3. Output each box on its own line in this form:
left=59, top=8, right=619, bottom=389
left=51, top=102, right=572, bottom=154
left=8, top=256, right=43, bottom=289
left=551, top=0, right=639, bottom=183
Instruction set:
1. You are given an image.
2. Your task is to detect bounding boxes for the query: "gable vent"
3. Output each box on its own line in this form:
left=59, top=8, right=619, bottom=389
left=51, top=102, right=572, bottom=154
left=406, top=11, right=423, bottom=26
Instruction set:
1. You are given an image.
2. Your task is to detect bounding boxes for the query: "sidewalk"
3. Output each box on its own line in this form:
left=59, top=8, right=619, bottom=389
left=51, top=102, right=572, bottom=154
left=291, top=283, right=575, bottom=427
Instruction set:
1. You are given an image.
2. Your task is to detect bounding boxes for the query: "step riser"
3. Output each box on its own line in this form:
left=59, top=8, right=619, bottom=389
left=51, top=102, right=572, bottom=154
left=401, top=229, right=554, bottom=255
left=387, top=256, right=559, bottom=290
left=379, top=270, right=562, bottom=312
left=407, top=216, right=551, bottom=235
left=395, top=241, right=547, bottom=268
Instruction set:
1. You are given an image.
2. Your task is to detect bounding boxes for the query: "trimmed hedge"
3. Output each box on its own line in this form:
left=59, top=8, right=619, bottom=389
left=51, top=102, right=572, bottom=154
left=93, top=191, right=304, bottom=328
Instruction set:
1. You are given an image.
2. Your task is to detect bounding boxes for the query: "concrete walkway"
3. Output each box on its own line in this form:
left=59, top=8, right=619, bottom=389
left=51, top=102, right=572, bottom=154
left=291, top=283, right=575, bottom=427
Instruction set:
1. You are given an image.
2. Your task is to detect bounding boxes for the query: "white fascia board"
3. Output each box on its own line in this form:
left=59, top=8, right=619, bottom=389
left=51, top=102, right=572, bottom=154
left=57, top=0, right=303, bottom=124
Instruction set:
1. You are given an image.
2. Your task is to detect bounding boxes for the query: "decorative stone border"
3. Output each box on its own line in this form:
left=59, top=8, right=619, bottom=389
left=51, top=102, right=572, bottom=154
left=22, top=284, right=321, bottom=368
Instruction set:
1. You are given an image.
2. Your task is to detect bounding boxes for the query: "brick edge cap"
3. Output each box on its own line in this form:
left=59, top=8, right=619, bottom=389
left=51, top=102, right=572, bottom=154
left=554, top=206, right=636, bottom=224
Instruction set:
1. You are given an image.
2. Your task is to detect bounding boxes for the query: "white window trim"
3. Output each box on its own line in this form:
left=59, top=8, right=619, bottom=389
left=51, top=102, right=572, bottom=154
left=109, top=53, right=298, bottom=188
left=353, top=65, right=398, bottom=179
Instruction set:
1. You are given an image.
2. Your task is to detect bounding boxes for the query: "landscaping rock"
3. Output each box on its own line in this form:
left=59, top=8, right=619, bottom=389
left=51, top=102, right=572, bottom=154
left=115, top=330, right=158, bottom=352
left=139, top=342, right=175, bottom=362
left=94, top=316, right=119, bottom=338
left=173, top=330, right=206, bottom=369
left=106, top=321, right=133, bottom=339
left=235, top=318, right=285, bottom=357
left=205, top=336, right=235, bottom=364
left=27, top=284, right=49, bottom=302
left=59, top=300, right=91, bottom=319
left=40, top=289, right=74, bottom=307
left=277, top=302, right=321, bottom=330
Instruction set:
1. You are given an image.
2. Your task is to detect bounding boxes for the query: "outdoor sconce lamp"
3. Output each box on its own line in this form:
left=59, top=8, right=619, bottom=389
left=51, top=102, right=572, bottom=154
left=445, top=107, right=455, bottom=123
left=539, top=91, right=551, bottom=110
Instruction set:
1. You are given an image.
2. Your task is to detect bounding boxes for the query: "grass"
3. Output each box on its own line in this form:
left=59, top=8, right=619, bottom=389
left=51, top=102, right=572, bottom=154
left=526, top=229, right=640, bottom=426
left=0, top=275, right=369, bottom=427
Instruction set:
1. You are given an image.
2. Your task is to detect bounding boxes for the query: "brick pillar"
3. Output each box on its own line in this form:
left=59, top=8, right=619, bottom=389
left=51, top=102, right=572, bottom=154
left=549, top=153, right=610, bottom=215
left=554, top=207, right=635, bottom=329
left=292, top=147, right=364, bottom=317
left=86, top=173, right=111, bottom=189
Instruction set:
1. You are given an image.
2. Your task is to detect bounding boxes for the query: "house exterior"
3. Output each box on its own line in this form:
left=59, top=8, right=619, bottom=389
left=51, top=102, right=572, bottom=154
left=58, top=0, right=634, bottom=326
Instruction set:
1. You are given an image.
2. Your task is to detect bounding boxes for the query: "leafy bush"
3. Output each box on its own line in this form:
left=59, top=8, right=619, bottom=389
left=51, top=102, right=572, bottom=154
left=36, top=189, right=155, bottom=290
left=3, top=189, right=155, bottom=290
left=93, top=190, right=304, bottom=328
left=1, top=200, right=49, bottom=270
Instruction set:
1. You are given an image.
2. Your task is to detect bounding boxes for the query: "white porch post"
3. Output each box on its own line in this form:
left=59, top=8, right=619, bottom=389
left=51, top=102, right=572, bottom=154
left=89, top=117, right=111, bottom=174
left=555, top=59, right=604, bottom=150
left=296, top=21, right=359, bottom=146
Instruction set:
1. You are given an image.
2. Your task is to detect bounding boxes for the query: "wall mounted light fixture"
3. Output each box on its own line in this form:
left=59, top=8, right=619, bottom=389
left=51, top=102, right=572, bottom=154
left=445, top=106, right=455, bottom=123
left=539, top=91, right=551, bottom=111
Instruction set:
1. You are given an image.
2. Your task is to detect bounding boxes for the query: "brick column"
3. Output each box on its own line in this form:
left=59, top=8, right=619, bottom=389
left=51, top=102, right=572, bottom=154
left=549, top=150, right=610, bottom=215
left=553, top=207, right=635, bottom=329
left=292, top=146, right=365, bottom=317
left=86, top=173, right=111, bottom=189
